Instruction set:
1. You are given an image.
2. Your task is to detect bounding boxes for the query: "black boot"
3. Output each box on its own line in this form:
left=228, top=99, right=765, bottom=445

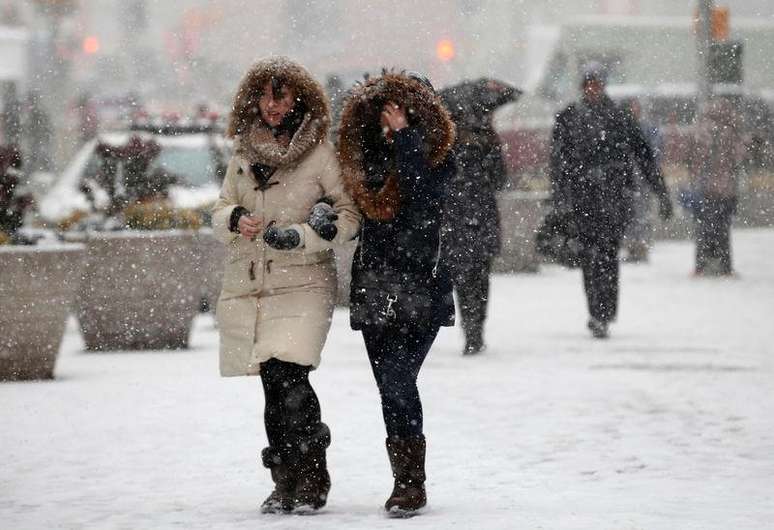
left=260, top=447, right=297, bottom=514
left=291, top=423, right=331, bottom=513
left=587, top=317, right=609, bottom=339
left=462, top=322, right=485, bottom=356
left=385, top=435, right=427, bottom=516
left=463, top=333, right=485, bottom=355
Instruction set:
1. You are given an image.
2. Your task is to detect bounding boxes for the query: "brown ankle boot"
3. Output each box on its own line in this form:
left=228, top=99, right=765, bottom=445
left=384, top=435, right=427, bottom=515
left=291, top=424, right=331, bottom=513
left=260, top=447, right=297, bottom=514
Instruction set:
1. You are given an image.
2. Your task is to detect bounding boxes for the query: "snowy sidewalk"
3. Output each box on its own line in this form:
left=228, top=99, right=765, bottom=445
left=2, top=229, right=773, bottom=530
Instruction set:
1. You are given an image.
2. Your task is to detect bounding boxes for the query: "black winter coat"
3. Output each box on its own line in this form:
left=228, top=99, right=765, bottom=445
left=337, top=72, right=458, bottom=331
left=349, top=128, right=455, bottom=330
left=443, top=126, right=508, bottom=265
left=550, top=95, right=669, bottom=238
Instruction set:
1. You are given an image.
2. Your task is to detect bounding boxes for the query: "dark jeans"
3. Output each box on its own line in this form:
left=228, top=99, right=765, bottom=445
left=450, top=258, right=491, bottom=345
left=362, top=324, right=440, bottom=438
left=259, top=358, right=322, bottom=451
left=580, top=234, right=622, bottom=323
left=696, top=197, right=735, bottom=274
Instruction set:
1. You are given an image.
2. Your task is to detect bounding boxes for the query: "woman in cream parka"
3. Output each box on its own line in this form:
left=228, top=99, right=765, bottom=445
left=212, top=57, right=360, bottom=514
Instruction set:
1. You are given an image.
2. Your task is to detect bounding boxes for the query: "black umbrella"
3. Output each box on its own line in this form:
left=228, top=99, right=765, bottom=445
left=439, top=78, right=521, bottom=129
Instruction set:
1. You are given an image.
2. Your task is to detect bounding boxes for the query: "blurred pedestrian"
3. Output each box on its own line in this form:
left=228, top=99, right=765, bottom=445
left=0, top=144, right=26, bottom=238
left=439, top=78, right=519, bottom=355
left=1, top=82, right=22, bottom=147
left=25, top=90, right=53, bottom=173
left=76, top=93, right=99, bottom=143
left=550, top=63, right=673, bottom=339
left=622, top=98, right=664, bottom=263
left=690, top=97, right=744, bottom=276
left=338, top=70, right=456, bottom=515
left=212, top=57, right=360, bottom=514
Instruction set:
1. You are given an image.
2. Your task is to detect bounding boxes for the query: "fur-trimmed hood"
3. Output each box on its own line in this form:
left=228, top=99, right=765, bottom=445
left=227, top=57, right=330, bottom=168
left=337, top=72, right=456, bottom=221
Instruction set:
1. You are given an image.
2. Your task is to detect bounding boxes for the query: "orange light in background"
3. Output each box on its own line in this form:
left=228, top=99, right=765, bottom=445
left=83, top=36, right=100, bottom=55
left=711, top=7, right=730, bottom=41
left=436, top=39, right=455, bottom=62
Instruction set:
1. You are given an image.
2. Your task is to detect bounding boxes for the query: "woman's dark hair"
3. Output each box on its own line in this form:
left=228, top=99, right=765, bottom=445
left=262, top=76, right=308, bottom=138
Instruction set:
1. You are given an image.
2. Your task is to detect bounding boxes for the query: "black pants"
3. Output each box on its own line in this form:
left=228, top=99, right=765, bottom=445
left=450, top=259, right=491, bottom=345
left=696, top=197, right=735, bottom=274
left=259, top=358, right=322, bottom=451
left=362, top=324, right=440, bottom=438
left=580, top=234, right=622, bottom=323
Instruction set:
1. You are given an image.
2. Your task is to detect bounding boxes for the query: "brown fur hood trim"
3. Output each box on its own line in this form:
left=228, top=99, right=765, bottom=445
left=337, top=73, right=456, bottom=221
left=227, top=57, right=330, bottom=167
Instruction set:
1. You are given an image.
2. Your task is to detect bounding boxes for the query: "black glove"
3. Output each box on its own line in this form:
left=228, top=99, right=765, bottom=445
left=307, top=202, right=338, bottom=241
left=263, top=221, right=301, bottom=250
left=228, top=206, right=250, bottom=233
left=659, top=195, right=674, bottom=221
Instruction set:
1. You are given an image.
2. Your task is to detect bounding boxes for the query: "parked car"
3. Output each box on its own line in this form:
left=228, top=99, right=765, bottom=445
left=40, top=119, right=229, bottom=223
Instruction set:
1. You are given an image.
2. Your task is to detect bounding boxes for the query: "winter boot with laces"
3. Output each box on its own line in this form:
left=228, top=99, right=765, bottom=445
left=291, top=423, right=331, bottom=514
left=384, top=435, right=427, bottom=517
left=260, top=447, right=297, bottom=514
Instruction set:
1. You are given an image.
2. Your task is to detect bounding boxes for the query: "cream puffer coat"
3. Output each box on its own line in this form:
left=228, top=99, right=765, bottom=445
left=212, top=58, right=360, bottom=376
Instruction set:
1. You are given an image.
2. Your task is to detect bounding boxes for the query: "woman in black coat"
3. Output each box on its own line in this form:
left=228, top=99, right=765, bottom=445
left=338, top=71, right=456, bottom=515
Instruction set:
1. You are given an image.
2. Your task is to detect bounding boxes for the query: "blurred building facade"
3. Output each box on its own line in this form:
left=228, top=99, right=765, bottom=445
left=2, top=0, right=773, bottom=168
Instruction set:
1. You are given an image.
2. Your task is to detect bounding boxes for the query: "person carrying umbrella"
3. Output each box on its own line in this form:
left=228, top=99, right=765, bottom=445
left=439, top=78, right=519, bottom=355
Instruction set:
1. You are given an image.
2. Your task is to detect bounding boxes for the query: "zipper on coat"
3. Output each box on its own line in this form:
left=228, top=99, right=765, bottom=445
left=358, top=224, right=365, bottom=267
left=249, top=261, right=256, bottom=281
left=431, top=233, right=442, bottom=278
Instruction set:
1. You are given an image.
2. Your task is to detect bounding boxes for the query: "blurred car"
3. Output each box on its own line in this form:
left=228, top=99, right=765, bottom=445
left=39, top=118, right=229, bottom=224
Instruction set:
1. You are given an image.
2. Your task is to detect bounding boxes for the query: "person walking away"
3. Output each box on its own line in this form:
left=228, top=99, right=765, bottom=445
left=550, top=63, right=673, bottom=339
left=690, top=96, right=744, bottom=276
left=439, top=78, right=519, bottom=355
left=338, top=70, right=456, bottom=515
left=211, top=57, right=360, bottom=514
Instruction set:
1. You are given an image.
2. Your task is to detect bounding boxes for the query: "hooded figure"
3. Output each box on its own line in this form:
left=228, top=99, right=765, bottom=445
left=338, top=71, right=455, bottom=515
left=439, top=78, right=519, bottom=355
left=212, top=57, right=360, bottom=514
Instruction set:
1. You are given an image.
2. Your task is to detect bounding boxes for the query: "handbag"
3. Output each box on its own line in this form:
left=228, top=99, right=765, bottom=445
left=535, top=209, right=583, bottom=268
left=351, top=221, right=443, bottom=327
left=350, top=280, right=437, bottom=327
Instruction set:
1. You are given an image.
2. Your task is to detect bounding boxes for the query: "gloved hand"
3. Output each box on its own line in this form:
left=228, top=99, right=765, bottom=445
left=307, top=202, right=338, bottom=241
left=263, top=221, right=301, bottom=250
left=659, top=195, right=674, bottom=221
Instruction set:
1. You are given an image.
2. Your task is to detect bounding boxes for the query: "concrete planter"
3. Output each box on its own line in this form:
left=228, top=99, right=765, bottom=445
left=66, top=231, right=204, bottom=351
left=493, top=191, right=550, bottom=273
left=0, top=244, right=84, bottom=380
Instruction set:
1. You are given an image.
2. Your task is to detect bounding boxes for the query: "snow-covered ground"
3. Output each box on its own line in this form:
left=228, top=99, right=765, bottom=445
left=3, top=229, right=774, bottom=530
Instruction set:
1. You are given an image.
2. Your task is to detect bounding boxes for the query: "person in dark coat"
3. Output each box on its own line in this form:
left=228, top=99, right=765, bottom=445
left=338, top=71, right=456, bottom=515
left=550, top=63, right=673, bottom=339
left=440, top=78, right=519, bottom=355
